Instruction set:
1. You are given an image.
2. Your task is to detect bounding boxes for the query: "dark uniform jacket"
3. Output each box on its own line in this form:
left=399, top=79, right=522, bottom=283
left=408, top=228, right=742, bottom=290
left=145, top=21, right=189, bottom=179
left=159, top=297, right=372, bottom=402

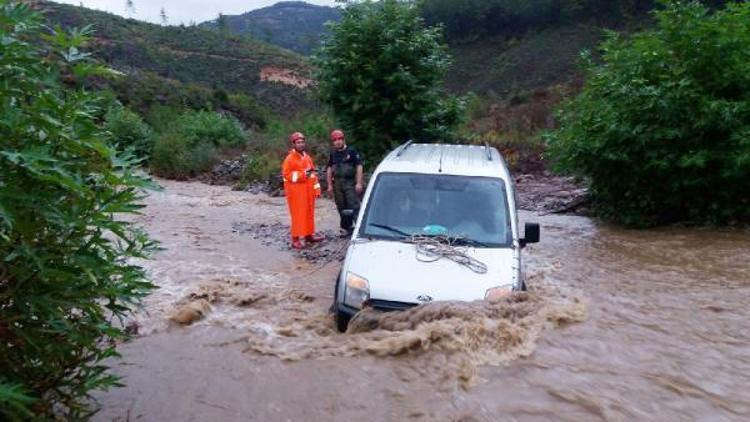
left=327, top=146, right=362, bottom=180
left=327, top=146, right=363, bottom=230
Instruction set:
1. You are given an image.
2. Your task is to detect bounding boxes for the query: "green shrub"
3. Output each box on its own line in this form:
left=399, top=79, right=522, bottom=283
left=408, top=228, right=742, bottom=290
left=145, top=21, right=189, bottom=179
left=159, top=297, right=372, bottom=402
left=146, top=108, right=247, bottom=180
left=0, top=2, right=156, bottom=418
left=144, top=104, right=183, bottom=132
left=150, top=132, right=217, bottom=180
left=237, top=153, right=281, bottom=188
left=104, top=106, right=154, bottom=159
left=226, top=93, right=269, bottom=129
left=175, top=110, right=246, bottom=148
left=547, top=1, right=750, bottom=226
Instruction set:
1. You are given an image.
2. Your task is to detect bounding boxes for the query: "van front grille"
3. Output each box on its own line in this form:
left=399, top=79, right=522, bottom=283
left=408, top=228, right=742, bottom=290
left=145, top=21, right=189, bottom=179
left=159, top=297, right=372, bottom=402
left=368, top=299, right=418, bottom=312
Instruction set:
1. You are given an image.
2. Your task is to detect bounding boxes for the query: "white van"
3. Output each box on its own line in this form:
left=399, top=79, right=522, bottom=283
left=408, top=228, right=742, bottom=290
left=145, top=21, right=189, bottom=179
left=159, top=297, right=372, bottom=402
left=332, top=142, right=539, bottom=332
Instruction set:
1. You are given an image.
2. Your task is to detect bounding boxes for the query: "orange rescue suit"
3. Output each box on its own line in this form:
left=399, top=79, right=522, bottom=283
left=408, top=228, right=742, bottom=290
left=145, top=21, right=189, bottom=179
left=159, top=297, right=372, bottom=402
left=282, top=149, right=321, bottom=238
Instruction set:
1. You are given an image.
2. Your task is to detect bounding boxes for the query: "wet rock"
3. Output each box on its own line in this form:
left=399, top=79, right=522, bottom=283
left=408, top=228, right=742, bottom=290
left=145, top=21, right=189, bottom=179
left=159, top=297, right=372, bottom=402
left=233, top=169, right=283, bottom=196
left=170, top=299, right=211, bottom=325
left=232, top=293, right=268, bottom=307
left=124, top=321, right=140, bottom=336
left=263, top=169, right=284, bottom=194
left=243, top=183, right=269, bottom=195
left=206, top=156, right=248, bottom=185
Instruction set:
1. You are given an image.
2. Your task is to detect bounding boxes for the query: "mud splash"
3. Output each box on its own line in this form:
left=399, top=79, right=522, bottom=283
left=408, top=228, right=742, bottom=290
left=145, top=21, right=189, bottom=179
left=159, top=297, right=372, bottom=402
left=180, top=278, right=315, bottom=308
left=162, top=270, right=586, bottom=389
left=238, top=275, right=586, bottom=388
left=164, top=277, right=320, bottom=334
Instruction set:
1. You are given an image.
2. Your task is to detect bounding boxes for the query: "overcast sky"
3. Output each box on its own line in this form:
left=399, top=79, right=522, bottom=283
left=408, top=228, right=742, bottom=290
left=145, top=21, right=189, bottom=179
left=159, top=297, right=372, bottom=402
left=53, top=0, right=339, bottom=25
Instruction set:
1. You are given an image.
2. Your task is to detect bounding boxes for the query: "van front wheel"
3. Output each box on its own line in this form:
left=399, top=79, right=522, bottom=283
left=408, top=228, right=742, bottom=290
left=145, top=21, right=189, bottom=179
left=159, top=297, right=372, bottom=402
left=333, top=273, right=351, bottom=332
left=335, top=307, right=351, bottom=333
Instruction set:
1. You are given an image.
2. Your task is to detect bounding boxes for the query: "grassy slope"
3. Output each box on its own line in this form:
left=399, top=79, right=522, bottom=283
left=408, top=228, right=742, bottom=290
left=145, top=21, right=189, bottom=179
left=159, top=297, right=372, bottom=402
left=445, top=24, right=604, bottom=97
left=37, top=1, right=315, bottom=115
left=445, top=23, right=610, bottom=173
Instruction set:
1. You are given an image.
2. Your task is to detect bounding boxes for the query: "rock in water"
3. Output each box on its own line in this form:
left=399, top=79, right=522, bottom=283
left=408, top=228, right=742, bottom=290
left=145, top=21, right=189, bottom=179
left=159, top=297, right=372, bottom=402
left=170, top=299, right=211, bottom=325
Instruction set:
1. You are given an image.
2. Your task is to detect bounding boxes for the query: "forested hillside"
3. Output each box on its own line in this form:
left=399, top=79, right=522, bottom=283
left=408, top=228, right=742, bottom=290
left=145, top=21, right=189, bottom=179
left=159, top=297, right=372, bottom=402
left=36, top=0, right=315, bottom=125
left=433, top=0, right=727, bottom=94
left=423, top=0, right=727, bottom=40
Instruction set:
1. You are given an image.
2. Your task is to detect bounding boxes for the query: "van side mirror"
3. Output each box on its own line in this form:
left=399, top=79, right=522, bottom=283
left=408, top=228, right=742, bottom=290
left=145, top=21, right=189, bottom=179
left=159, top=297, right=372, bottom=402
left=520, top=222, right=540, bottom=248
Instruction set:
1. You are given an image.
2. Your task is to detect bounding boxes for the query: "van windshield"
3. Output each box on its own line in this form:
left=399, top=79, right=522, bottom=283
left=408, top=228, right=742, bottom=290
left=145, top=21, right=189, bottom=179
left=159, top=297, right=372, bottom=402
left=359, top=172, right=512, bottom=247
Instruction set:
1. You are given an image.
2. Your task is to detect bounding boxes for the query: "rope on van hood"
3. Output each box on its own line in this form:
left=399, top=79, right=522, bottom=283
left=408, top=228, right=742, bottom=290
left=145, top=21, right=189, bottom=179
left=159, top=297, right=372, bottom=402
left=406, top=234, right=488, bottom=274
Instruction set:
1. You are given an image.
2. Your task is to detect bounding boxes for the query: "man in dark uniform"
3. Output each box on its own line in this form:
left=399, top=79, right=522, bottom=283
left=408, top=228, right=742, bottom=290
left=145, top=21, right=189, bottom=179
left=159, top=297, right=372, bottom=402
left=326, top=129, right=364, bottom=235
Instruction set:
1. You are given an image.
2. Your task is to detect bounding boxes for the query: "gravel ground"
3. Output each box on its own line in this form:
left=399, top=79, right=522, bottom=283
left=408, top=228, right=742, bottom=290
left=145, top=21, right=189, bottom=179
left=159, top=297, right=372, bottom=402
left=232, top=221, right=349, bottom=265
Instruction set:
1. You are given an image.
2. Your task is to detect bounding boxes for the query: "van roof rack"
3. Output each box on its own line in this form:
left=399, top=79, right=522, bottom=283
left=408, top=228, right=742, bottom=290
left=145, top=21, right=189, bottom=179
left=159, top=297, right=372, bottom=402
left=484, top=142, right=493, bottom=161
left=396, top=140, right=413, bottom=157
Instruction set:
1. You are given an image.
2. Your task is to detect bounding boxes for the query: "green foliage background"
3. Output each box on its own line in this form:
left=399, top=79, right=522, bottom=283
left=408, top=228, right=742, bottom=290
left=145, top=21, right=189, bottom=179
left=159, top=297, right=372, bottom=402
left=104, top=106, right=154, bottom=159
left=547, top=1, right=750, bottom=226
left=0, top=2, right=156, bottom=417
left=149, top=110, right=247, bottom=179
left=314, top=0, right=463, bottom=162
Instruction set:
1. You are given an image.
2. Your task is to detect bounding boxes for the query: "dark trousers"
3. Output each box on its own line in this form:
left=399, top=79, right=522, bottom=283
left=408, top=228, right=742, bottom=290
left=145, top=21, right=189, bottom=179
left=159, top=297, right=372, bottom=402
left=333, top=179, right=360, bottom=230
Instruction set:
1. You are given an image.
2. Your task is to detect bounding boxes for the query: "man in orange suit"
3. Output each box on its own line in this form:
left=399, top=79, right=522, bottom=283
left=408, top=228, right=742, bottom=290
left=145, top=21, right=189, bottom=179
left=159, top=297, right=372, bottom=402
left=282, top=132, right=323, bottom=249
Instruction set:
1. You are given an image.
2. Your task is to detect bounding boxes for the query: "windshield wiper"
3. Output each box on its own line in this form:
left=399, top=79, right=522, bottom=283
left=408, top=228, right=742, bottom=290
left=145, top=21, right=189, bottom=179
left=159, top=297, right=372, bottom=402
left=419, top=233, right=489, bottom=248
left=369, top=223, right=411, bottom=238
left=451, top=237, right=489, bottom=248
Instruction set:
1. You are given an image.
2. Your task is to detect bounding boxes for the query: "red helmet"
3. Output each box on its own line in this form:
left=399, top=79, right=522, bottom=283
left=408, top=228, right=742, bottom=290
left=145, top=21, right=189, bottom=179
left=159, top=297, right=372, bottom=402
left=289, top=132, right=305, bottom=143
left=330, top=129, right=345, bottom=141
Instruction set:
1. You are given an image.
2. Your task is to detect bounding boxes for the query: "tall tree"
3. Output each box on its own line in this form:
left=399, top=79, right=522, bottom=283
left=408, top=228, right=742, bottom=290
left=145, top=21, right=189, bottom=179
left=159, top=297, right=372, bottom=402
left=160, top=7, right=168, bottom=25
left=314, top=0, right=463, bottom=161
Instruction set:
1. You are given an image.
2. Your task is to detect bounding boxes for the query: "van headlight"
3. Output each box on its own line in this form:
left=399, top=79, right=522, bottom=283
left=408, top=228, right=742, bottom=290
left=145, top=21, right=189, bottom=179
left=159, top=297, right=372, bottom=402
left=344, top=272, right=370, bottom=309
left=485, top=285, right=512, bottom=303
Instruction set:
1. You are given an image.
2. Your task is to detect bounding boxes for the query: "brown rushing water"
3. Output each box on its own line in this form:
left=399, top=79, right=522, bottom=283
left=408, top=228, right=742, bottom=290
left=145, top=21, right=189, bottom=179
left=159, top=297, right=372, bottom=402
left=93, top=180, right=750, bottom=421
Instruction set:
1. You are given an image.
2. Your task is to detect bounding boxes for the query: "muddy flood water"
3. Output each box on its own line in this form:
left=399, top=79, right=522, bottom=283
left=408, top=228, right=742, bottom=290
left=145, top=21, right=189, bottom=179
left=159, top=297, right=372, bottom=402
left=93, top=179, right=750, bottom=421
